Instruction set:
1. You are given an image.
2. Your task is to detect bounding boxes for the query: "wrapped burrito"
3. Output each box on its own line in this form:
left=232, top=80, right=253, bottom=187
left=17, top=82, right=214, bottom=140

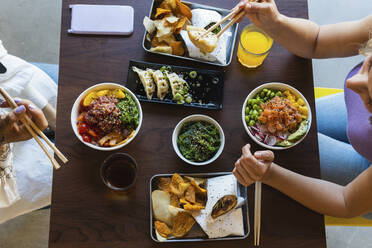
left=191, top=9, right=222, bottom=29
left=191, top=174, right=245, bottom=238
left=181, top=9, right=231, bottom=64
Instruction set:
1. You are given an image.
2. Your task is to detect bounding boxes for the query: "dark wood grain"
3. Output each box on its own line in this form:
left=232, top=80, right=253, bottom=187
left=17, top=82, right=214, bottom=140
left=49, top=0, right=326, bottom=247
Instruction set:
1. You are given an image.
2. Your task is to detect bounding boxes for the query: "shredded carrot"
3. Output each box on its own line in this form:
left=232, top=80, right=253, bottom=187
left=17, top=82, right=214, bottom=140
left=258, top=96, right=302, bottom=134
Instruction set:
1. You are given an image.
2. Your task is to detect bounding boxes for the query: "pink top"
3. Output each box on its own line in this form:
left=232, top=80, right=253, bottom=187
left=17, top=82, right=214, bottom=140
left=345, top=63, right=372, bottom=162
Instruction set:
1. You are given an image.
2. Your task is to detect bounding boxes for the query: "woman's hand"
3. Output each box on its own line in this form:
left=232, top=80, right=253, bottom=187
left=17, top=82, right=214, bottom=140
left=235, top=0, right=281, bottom=32
left=0, top=99, right=48, bottom=143
left=233, top=144, right=274, bottom=186
left=346, top=55, right=372, bottom=114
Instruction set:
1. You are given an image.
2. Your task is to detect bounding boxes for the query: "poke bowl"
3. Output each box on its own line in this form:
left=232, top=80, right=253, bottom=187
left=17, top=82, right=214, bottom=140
left=172, top=114, right=225, bottom=166
left=242, top=82, right=312, bottom=150
left=71, top=83, right=143, bottom=151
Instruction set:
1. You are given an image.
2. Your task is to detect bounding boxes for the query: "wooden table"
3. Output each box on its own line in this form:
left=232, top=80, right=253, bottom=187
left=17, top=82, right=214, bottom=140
left=49, top=0, right=326, bottom=247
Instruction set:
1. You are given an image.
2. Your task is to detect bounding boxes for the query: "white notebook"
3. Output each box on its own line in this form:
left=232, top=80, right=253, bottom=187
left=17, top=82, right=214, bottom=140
left=69, top=4, right=134, bottom=35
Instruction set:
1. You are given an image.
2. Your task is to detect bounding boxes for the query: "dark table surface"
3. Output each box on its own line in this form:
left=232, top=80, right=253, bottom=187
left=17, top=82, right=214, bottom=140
left=49, top=0, right=326, bottom=247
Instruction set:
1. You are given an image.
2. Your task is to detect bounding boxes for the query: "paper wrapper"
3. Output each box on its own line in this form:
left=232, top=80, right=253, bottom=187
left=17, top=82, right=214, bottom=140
left=191, top=9, right=222, bottom=30
left=192, top=174, right=244, bottom=238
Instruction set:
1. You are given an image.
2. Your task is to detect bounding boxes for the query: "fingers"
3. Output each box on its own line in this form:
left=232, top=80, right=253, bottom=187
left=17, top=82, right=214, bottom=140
left=26, top=104, right=48, bottom=131
left=0, top=99, right=7, bottom=107
left=244, top=2, right=272, bottom=14
left=242, top=143, right=253, bottom=156
left=238, top=155, right=263, bottom=180
left=233, top=162, right=254, bottom=186
left=254, top=150, right=274, bottom=162
left=234, top=0, right=248, bottom=22
left=1, top=98, right=48, bottom=131
left=0, top=98, right=29, bottom=108
left=9, top=105, right=26, bottom=122
left=13, top=125, right=32, bottom=141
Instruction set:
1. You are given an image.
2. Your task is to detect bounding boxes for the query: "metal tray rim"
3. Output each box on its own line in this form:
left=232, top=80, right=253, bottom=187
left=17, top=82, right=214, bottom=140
left=149, top=172, right=250, bottom=243
left=142, top=0, right=239, bottom=67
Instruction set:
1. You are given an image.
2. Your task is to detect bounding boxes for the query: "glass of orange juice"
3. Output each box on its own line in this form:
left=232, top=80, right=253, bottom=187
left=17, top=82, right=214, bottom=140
left=237, top=24, right=273, bottom=68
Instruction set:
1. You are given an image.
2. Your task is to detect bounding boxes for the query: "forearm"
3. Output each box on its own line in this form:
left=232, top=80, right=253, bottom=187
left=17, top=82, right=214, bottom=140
left=42, top=103, right=56, bottom=131
left=263, top=163, right=353, bottom=218
left=266, top=14, right=371, bottom=59
left=264, top=14, right=320, bottom=58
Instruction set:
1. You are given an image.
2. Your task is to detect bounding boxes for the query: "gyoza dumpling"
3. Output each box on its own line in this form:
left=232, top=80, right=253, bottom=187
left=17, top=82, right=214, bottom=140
left=147, top=69, right=169, bottom=100
left=186, top=25, right=218, bottom=53
left=165, top=72, right=188, bottom=100
left=132, top=66, right=156, bottom=100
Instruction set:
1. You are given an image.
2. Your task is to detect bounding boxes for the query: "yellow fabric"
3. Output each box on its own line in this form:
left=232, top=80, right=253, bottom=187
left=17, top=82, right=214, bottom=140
left=314, top=87, right=343, bottom=99
left=325, top=216, right=372, bottom=226
left=315, top=87, right=372, bottom=226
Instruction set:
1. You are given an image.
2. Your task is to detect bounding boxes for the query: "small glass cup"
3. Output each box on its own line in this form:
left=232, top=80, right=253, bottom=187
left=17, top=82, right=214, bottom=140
left=100, top=153, right=138, bottom=192
left=237, top=24, right=273, bottom=68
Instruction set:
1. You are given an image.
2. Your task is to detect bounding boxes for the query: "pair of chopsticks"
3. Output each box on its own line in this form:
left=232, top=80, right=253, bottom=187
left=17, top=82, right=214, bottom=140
left=0, top=87, right=68, bottom=170
left=200, top=7, right=245, bottom=39
left=254, top=181, right=262, bottom=246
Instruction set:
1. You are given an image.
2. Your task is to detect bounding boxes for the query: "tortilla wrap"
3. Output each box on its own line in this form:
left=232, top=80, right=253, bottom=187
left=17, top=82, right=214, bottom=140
left=191, top=174, right=244, bottom=238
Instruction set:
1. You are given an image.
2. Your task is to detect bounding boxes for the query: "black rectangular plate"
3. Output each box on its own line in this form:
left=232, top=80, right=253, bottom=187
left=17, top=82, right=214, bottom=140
left=126, top=60, right=224, bottom=110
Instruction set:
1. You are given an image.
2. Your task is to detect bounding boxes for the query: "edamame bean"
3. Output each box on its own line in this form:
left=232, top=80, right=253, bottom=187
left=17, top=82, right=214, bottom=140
left=260, top=91, right=265, bottom=97
left=253, top=104, right=259, bottom=111
left=270, top=92, right=275, bottom=98
left=276, top=91, right=282, bottom=97
left=174, top=93, right=182, bottom=101
left=245, top=116, right=250, bottom=122
left=185, top=96, right=192, bottom=104
left=249, top=120, right=255, bottom=126
left=245, top=107, right=250, bottom=114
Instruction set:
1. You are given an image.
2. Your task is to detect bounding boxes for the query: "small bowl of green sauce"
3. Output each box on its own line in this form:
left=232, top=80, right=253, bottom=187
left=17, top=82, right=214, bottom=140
left=172, top=114, right=225, bottom=166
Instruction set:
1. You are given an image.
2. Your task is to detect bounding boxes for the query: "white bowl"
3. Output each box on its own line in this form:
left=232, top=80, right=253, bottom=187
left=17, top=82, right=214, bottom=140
left=172, top=114, right=225, bottom=166
left=71, top=82, right=143, bottom=151
left=242, top=82, right=312, bottom=150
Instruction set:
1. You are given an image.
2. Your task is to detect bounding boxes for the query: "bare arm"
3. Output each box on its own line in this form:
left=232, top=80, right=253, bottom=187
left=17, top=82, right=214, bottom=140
left=238, top=1, right=372, bottom=58
left=233, top=144, right=372, bottom=218
left=42, top=103, right=56, bottom=131
left=263, top=163, right=372, bottom=218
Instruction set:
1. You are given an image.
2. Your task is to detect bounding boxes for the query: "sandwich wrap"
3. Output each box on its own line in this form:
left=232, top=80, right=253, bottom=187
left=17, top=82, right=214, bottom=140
left=191, top=174, right=244, bottom=238
left=181, top=9, right=230, bottom=64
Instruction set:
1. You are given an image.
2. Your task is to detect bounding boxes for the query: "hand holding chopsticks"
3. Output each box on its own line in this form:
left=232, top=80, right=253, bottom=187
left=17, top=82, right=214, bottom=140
left=0, top=87, right=68, bottom=169
left=233, top=144, right=275, bottom=246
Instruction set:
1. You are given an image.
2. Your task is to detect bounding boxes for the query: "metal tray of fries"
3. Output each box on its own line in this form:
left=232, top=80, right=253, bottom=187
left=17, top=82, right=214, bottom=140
left=142, top=0, right=239, bottom=67
left=149, top=172, right=250, bottom=242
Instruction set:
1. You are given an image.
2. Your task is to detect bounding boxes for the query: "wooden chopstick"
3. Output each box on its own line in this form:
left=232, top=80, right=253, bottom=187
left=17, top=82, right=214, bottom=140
left=200, top=7, right=242, bottom=39
left=254, top=181, right=262, bottom=246
left=217, top=11, right=245, bottom=38
left=0, top=87, right=67, bottom=169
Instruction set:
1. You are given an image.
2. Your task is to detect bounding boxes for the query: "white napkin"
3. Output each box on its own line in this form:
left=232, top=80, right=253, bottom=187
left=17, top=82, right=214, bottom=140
left=192, top=174, right=245, bottom=238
